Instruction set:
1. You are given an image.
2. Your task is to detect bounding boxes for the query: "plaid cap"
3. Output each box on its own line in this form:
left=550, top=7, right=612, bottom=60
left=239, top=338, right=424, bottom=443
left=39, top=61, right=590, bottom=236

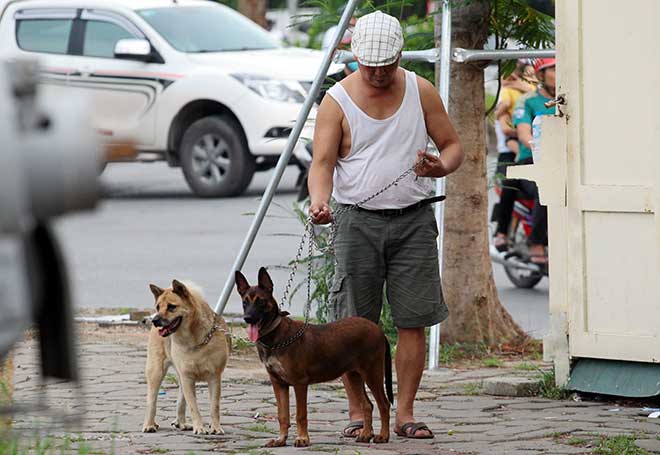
left=351, top=11, right=404, bottom=67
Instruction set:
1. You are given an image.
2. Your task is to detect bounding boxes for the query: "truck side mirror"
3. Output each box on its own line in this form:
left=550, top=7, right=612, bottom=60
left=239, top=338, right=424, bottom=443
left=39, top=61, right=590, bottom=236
left=114, top=39, right=153, bottom=62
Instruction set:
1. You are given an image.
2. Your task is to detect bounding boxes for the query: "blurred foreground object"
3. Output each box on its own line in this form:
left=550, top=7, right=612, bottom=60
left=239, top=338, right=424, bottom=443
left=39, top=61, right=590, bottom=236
left=0, top=58, right=102, bottom=381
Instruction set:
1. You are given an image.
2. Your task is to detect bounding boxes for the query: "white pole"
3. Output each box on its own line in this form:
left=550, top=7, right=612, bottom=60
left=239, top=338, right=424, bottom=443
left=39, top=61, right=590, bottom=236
left=214, top=0, right=360, bottom=315
left=287, top=0, right=297, bottom=19
left=428, top=0, right=451, bottom=371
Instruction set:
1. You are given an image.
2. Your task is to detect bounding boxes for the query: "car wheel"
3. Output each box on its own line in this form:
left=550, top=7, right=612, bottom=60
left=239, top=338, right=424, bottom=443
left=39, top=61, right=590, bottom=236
left=180, top=116, right=255, bottom=197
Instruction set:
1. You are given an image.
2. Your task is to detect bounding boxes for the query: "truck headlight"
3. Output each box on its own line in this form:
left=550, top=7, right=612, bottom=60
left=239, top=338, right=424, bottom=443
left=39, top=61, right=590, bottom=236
left=231, top=74, right=305, bottom=103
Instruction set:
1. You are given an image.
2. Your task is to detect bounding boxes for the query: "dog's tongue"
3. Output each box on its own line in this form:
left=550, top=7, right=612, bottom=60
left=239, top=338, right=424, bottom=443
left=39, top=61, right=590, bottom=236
left=247, top=324, right=259, bottom=342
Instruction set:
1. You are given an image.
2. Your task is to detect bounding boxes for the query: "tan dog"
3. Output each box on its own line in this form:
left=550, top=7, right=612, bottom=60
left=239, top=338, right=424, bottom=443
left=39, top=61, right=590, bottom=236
left=142, top=280, right=229, bottom=435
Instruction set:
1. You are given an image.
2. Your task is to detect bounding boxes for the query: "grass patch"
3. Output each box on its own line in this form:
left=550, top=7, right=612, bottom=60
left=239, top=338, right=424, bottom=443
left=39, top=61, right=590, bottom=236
left=164, top=373, right=178, bottom=385
left=483, top=357, right=504, bottom=368
left=149, top=448, right=170, bottom=454
left=462, top=383, right=481, bottom=396
left=566, top=437, right=588, bottom=446
left=594, top=435, right=650, bottom=455
left=439, top=342, right=489, bottom=365
left=536, top=370, right=569, bottom=400
left=246, top=423, right=277, bottom=434
left=514, top=362, right=537, bottom=371
left=117, top=307, right=134, bottom=315
left=0, top=434, right=106, bottom=455
left=232, top=335, right=254, bottom=351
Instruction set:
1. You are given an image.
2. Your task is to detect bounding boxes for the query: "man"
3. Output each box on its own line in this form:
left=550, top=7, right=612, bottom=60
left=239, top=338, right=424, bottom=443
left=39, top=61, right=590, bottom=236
left=494, top=58, right=556, bottom=262
left=308, top=11, right=463, bottom=439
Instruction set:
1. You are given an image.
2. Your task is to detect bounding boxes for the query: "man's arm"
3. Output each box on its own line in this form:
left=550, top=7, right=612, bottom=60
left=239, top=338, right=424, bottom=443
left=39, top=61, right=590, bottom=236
left=308, top=94, right=342, bottom=224
left=415, top=76, right=464, bottom=178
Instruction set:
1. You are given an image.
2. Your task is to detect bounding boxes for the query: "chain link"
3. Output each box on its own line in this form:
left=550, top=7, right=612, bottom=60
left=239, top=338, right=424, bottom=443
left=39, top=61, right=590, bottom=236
left=264, top=157, right=428, bottom=351
left=194, top=315, right=225, bottom=350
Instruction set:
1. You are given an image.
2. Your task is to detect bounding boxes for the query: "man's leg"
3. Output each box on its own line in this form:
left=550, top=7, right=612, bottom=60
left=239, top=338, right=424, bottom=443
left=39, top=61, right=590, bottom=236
left=331, top=208, right=386, bottom=436
left=394, top=327, right=430, bottom=437
left=386, top=206, right=447, bottom=438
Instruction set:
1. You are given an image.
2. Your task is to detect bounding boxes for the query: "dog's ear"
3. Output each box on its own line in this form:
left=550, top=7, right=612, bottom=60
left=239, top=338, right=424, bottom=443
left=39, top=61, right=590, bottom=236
left=235, top=271, right=250, bottom=296
left=172, top=280, right=189, bottom=299
left=149, top=284, right=164, bottom=300
left=258, top=267, right=273, bottom=293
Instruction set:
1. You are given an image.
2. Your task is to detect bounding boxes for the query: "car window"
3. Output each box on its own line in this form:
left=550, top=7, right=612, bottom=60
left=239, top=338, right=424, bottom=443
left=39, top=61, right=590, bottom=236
left=83, top=20, right=134, bottom=58
left=138, top=5, right=278, bottom=53
left=16, top=19, right=73, bottom=54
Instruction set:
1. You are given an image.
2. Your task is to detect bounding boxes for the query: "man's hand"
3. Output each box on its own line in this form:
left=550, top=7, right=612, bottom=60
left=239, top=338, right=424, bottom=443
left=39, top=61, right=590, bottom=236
left=310, top=201, right=332, bottom=224
left=414, top=150, right=450, bottom=178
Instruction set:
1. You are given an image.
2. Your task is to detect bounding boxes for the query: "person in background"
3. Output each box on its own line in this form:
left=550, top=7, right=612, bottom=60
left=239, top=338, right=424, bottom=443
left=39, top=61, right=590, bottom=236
left=493, top=61, right=536, bottom=179
left=493, top=58, right=556, bottom=264
left=321, top=14, right=358, bottom=75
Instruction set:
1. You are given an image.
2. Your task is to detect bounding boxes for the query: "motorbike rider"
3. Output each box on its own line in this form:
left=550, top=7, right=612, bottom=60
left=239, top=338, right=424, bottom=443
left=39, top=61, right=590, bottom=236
left=493, top=61, right=536, bottom=179
left=493, top=58, right=556, bottom=265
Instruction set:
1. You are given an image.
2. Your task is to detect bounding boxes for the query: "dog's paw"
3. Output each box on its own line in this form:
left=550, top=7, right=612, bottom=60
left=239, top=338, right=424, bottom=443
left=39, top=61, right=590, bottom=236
left=355, top=431, right=374, bottom=443
left=294, top=437, right=310, bottom=447
left=192, top=426, right=208, bottom=435
left=142, top=423, right=159, bottom=433
left=265, top=438, right=286, bottom=448
left=210, top=426, right=225, bottom=435
left=373, top=434, right=389, bottom=443
left=171, top=420, right=193, bottom=431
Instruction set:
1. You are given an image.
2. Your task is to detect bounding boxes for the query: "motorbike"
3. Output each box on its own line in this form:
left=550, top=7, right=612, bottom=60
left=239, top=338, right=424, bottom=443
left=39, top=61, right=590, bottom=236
left=490, top=187, right=547, bottom=289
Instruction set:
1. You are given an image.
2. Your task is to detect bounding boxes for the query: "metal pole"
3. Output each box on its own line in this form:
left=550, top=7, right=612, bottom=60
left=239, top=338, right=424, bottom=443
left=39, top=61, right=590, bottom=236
left=453, top=48, right=555, bottom=63
left=428, top=0, right=451, bottom=371
left=214, top=0, right=360, bottom=315
left=334, top=48, right=555, bottom=64
left=286, top=0, right=297, bottom=18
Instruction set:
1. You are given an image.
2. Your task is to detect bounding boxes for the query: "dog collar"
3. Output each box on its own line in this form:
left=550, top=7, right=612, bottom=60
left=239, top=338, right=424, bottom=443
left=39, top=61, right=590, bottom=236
left=256, top=315, right=283, bottom=342
left=195, top=316, right=224, bottom=349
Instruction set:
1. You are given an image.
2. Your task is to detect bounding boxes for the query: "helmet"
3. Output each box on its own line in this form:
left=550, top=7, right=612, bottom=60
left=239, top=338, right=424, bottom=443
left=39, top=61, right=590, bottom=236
left=533, top=58, right=556, bottom=73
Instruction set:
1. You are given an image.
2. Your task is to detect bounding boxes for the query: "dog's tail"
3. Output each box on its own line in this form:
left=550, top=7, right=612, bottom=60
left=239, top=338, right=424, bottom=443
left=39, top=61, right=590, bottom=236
left=384, top=337, right=394, bottom=404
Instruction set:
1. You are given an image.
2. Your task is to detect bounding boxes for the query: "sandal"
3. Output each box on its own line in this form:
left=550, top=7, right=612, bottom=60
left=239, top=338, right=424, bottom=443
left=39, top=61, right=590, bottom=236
left=394, top=421, right=434, bottom=439
left=493, top=236, right=509, bottom=252
left=342, top=420, right=364, bottom=438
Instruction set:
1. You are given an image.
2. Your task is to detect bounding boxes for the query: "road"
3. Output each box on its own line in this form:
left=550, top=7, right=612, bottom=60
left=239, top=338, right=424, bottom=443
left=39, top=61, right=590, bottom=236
left=54, top=161, right=549, bottom=338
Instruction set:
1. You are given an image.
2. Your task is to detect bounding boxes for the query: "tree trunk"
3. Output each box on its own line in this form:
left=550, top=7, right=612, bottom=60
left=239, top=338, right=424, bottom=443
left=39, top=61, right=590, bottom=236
left=238, top=0, right=267, bottom=29
left=435, top=1, right=529, bottom=346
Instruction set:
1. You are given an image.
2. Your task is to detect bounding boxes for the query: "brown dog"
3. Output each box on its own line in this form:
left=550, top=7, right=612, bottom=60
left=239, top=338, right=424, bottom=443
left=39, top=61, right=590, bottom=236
left=142, top=280, right=229, bottom=435
left=235, top=268, right=393, bottom=447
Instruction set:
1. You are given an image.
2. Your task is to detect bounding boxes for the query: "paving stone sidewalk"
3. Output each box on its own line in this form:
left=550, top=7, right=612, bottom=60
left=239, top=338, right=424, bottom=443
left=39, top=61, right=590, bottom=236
left=9, top=336, right=660, bottom=455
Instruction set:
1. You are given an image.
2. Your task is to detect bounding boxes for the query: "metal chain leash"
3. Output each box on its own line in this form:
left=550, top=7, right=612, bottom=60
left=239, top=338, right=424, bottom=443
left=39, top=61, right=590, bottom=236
left=194, top=315, right=226, bottom=350
left=264, top=220, right=313, bottom=351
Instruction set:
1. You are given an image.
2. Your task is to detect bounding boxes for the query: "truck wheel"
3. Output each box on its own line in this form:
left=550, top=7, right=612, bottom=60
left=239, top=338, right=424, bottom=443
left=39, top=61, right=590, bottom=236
left=180, top=116, right=255, bottom=197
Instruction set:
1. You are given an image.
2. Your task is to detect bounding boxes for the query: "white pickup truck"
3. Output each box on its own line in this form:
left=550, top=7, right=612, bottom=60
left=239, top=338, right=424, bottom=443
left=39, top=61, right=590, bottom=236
left=0, top=0, right=342, bottom=196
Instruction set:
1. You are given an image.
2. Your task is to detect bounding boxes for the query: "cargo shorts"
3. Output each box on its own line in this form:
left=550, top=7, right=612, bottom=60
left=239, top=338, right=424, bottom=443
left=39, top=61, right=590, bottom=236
left=329, top=204, right=448, bottom=329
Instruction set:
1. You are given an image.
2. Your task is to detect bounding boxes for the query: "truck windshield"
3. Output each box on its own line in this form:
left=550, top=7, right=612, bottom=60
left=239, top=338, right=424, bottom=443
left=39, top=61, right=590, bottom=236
left=138, top=5, right=279, bottom=53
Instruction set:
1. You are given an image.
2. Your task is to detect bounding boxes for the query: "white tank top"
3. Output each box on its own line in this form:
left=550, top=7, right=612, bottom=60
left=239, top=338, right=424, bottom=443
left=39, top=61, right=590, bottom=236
left=327, top=69, right=434, bottom=210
